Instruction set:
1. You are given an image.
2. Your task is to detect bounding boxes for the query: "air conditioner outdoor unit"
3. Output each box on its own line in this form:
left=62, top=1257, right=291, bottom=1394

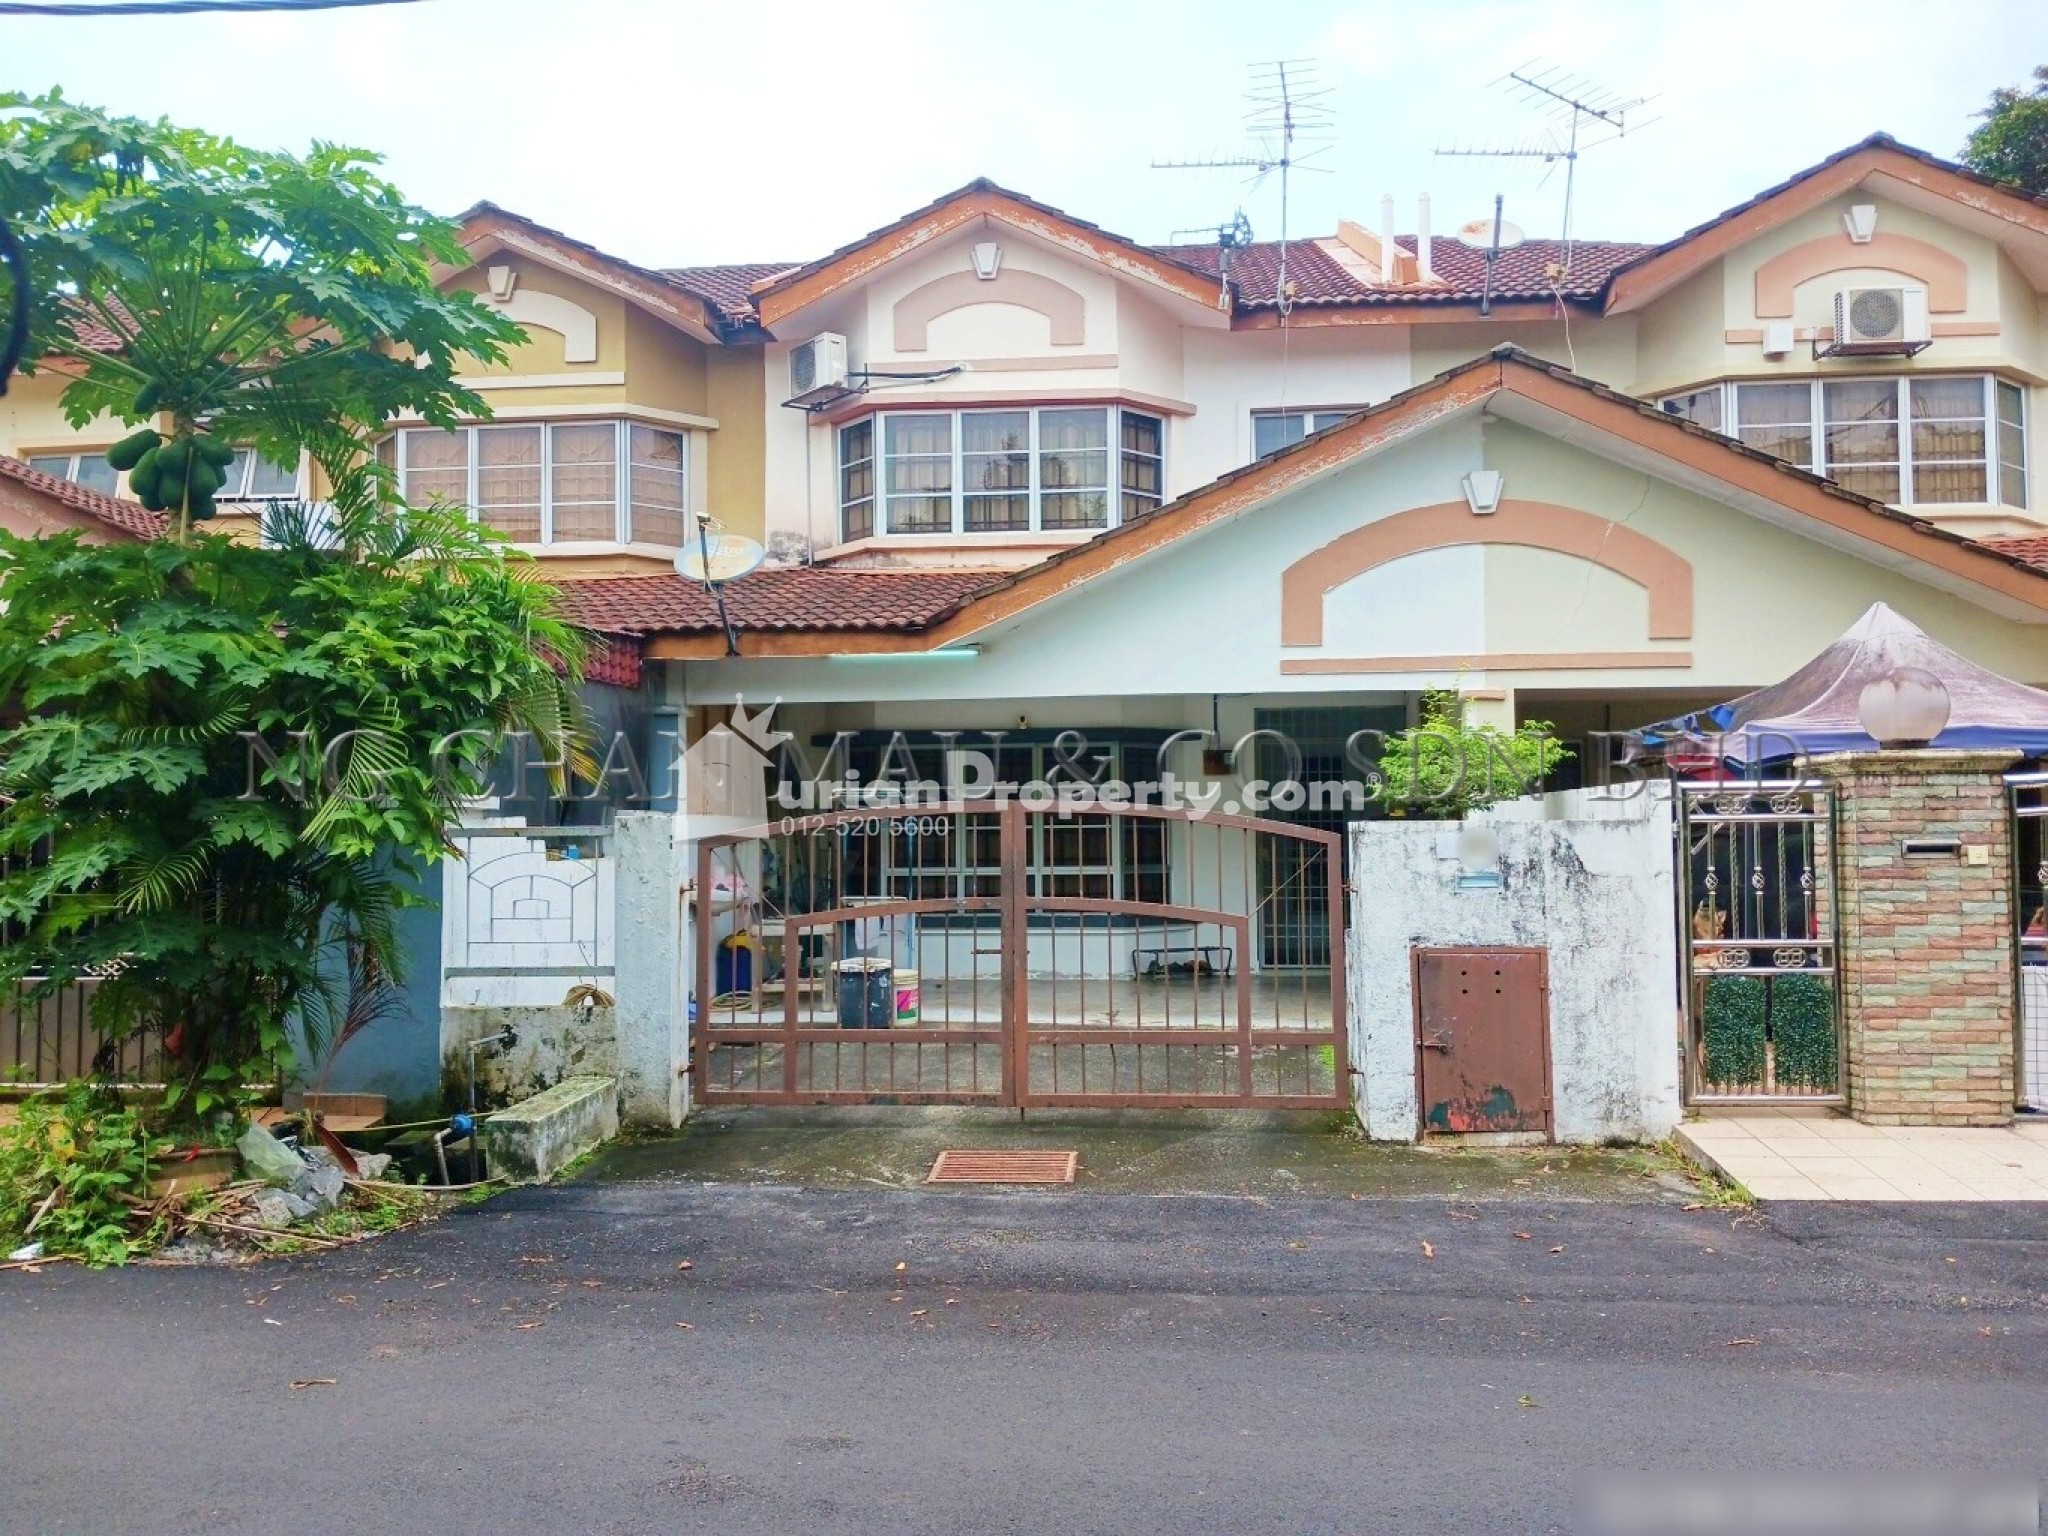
left=787, top=332, right=850, bottom=406
left=1828, top=286, right=1930, bottom=355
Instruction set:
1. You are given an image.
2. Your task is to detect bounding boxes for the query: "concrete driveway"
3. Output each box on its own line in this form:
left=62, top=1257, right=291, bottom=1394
left=3, top=1160, right=2045, bottom=1535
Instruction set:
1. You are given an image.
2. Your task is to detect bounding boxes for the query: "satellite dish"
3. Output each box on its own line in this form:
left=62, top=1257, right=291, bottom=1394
left=674, top=533, right=766, bottom=585
left=1457, top=217, right=1526, bottom=251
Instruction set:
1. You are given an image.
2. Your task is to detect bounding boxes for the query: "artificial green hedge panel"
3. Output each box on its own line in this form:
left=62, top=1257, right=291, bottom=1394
left=1770, top=973, right=1838, bottom=1091
left=1701, top=974, right=1767, bottom=1090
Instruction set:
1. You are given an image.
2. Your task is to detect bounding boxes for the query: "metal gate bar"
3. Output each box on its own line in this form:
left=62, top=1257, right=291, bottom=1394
left=2012, top=773, right=2046, bottom=1112
left=691, top=801, right=1346, bottom=1110
left=1677, top=780, right=1843, bottom=1103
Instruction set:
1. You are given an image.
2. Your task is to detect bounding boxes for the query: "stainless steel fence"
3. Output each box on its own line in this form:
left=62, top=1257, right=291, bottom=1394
left=1677, top=781, right=1843, bottom=1102
left=2013, top=773, right=2046, bottom=1112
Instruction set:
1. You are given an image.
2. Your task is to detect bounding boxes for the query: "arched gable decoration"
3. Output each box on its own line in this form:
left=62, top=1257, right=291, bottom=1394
left=1279, top=499, right=1695, bottom=647
left=893, top=267, right=1086, bottom=352
left=484, top=267, right=600, bottom=363
left=1753, top=232, right=1967, bottom=318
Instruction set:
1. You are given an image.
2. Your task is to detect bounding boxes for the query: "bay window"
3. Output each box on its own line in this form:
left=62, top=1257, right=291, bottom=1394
left=377, top=419, right=693, bottom=545
left=1660, top=375, right=2027, bottom=509
left=839, top=405, right=1165, bottom=541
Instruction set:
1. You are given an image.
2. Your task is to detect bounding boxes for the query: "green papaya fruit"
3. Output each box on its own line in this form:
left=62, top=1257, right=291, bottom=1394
left=191, top=434, right=235, bottom=469
left=186, top=462, right=224, bottom=499
left=127, top=445, right=162, bottom=501
left=136, top=479, right=169, bottom=513
left=133, top=382, right=163, bottom=417
left=106, top=428, right=161, bottom=472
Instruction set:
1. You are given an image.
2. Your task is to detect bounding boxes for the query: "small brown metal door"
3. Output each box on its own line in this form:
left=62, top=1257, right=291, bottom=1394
left=1413, top=946, right=1551, bottom=1136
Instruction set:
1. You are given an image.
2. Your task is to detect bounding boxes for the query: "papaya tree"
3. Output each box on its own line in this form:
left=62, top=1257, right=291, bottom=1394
left=0, top=95, right=592, bottom=1117
left=0, top=90, right=520, bottom=535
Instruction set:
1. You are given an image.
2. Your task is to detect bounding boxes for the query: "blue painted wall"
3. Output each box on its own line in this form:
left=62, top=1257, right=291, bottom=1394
left=314, top=855, right=446, bottom=1118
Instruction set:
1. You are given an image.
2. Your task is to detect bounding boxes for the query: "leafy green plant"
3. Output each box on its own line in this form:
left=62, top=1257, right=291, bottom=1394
left=0, top=92, right=521, bottom=538
left=1962, top=65, right=2048, bottom=196
left=0, top=98, right=597, bottom=1123
left=1770, top=974, right=1838, bottom=1092
left=0, top=1083, right=165, bottom=1265
left=1701, top=974, right=1767, bottom=1091
left=0, top=477, right=593, bottom=1125
left=1376, top=688, right=1572, bottom=817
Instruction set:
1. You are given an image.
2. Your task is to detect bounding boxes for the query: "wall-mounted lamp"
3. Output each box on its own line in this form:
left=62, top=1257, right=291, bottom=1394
left=1462, top=470, right=1505, bottom=516
left=1857, top=666, right=1950, bottom=748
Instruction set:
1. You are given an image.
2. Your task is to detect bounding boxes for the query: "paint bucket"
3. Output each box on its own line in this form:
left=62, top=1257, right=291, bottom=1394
left=893, top=969, right=920, bottom=1026
left=834, top=957, right=894, bottom=1030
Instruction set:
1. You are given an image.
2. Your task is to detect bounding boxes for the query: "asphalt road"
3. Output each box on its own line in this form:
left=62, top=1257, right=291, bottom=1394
left=2, top=1184, right=2045, bottom=1536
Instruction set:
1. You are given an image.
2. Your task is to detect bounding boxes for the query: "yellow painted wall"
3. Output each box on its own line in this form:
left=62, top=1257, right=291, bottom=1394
left=704, top=347, right=765, bottom=543
left=1630, top=193, right=2048, bottom=392
left=0, top=368, right=126, bottom=460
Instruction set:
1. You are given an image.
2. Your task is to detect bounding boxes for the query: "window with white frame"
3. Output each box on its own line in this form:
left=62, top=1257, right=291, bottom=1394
left=376, top=420, right=693, bottom=545
left=216, top=448, right=301, bottom=501
left=1657, top=375, right=2027, bottom=508
left=24, top=451, right=120, bottom=498
left=1251, top=409, right=1355, bottom=459
left=838, top=405, right=1164, bottom=541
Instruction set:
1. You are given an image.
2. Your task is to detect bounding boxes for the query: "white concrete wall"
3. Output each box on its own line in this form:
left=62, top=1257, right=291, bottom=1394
left=1348, top=785, right=1681, bottom=1144
left=612, top=811, right=689, bottom=1127
left=441, top=822, right=614, bottom=1008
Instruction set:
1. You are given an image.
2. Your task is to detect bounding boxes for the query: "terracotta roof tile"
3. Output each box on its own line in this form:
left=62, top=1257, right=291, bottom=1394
left=0, top=454, right=165, bottom=540
left=549, top=566, right=998, bottom=637
left=662, top=263, right=799, bottom=325
left=1160, top=236, right=1651, bottom=308
left=1982, top=535, right=2048, bottom=572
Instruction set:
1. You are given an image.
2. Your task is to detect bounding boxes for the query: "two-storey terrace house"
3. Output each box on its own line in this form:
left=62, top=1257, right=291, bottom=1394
left=8, top=133, right=2048, bottom=982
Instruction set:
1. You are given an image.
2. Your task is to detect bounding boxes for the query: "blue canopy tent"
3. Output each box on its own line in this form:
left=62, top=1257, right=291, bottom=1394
left=1631, top=602, right=2048, bottom=769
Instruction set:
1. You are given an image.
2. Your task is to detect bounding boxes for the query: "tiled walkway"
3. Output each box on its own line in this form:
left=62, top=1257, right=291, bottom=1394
left=1677, top=1109, right=2048, bottom=1201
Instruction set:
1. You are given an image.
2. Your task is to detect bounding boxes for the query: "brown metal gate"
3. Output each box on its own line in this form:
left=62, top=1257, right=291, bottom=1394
left=691, top=802, right=1346, bottom=1109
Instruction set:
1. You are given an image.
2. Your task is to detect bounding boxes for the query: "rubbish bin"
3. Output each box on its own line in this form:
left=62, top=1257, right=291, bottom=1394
left=834, top=957, right=894, bottom=1029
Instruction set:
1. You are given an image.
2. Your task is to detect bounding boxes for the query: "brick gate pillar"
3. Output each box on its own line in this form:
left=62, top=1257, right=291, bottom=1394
left=1802, top=749, right=2019, bottom=1126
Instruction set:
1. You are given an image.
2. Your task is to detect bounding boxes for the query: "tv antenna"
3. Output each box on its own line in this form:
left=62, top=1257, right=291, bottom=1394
left=1434, top=61, right=1655, bottom=273
left=1153, top=59, right=1333, bottom=318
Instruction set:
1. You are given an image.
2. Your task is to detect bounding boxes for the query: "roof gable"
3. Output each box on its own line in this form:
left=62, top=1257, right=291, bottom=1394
left=447, top=204, right=729, bottom=344
left=751, top=179, right=1230, bottom=333
left=1604, top=134, right=2048, bottom=314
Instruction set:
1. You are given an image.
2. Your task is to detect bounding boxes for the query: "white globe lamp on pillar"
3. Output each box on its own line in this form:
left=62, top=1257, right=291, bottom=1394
left=1856, top=667, right=1951, bottom=749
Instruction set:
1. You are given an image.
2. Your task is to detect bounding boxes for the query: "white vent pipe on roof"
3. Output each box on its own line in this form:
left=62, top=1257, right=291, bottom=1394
left=1379, top=193, right=1396, bottom=282
left=1417, top=193, right=1433, bottom=282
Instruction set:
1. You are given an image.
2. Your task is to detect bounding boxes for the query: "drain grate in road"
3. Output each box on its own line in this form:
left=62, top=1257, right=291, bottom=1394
left=926, top=1149, right=1079, bottom=1185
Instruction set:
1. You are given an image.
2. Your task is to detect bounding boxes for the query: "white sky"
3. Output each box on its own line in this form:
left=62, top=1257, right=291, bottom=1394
left=4, top=0, right=2045, bottom=266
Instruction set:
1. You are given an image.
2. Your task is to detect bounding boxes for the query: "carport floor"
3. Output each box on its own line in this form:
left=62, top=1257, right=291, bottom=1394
left=582, top=1107, right=1704, bottom=1202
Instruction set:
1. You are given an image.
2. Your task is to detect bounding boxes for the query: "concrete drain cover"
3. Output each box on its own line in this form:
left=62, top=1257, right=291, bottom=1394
left=926, top=1149, right=1079, bottom=1185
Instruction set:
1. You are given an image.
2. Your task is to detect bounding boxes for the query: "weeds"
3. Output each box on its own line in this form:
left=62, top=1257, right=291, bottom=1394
left=0, top=1084, right=166, bottom=1265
